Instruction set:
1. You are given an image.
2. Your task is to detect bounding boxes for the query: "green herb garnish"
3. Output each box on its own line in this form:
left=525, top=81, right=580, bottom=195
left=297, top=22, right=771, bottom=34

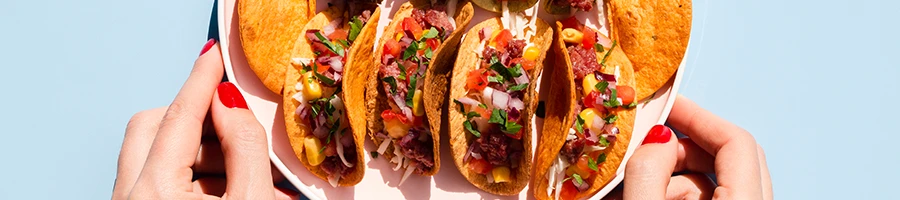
left=595, top=80, right=609, bottom=92
left=370, top=151, right=379, bottom=158
left=423, top=27, right=439, bottom=39
left=405, top=74, right=418, bottom=107
left=600, top=40, right=617, bottom=67
left=604, top=114, right=618, bottom=124
left=575, top=114, right=585, bottom=134
left=594, top=43, right=605, bottom=53
left=313, top=31, right=344, bottom=57
left=453, top=99, right=466, bottom=113
left=603, top=88, right=620, bottom=107
left=348, top=17, right=363, bottom=41
left=464, top=121, right=481, bottom=137
left=508, top=84, right=528, bottom=92
left=313, top=66, right=336, bottom=85
left=597, top=153, right=607, bottom=163
left=466, top=111, right=481, bottom=119
left=424, top=47, right=433, bottom=59
left=587, top=155, right=599, bottom=171
left=381, top=77, right=398, bottom=95
left=572, top=174, right=584, bottom=185
left=403, top=41, right=419, bottom=60
left=488, top=75, right=504, bottom=83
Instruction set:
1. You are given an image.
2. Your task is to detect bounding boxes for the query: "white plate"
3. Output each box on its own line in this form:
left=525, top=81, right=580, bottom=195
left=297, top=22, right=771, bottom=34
left=217, top=0, right=686, bottom=199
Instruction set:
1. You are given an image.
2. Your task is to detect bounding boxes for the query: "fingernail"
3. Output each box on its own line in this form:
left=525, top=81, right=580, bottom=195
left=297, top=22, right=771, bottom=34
left=217, top=82, right=248, bottom=109
left=276, top=186, right=300, bottom=197
left=200, top=38, right=216, bottom=56
left=642, top=124, right=672, bottom=145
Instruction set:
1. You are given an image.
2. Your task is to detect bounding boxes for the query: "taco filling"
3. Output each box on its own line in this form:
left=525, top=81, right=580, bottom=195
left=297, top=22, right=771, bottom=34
left=545, top=19, right=636, bottom=200
left=452, top=4, right=543, bottom=183
left=289, top=4, right=375, bottom=186
left=373, top=6, right=455, bottom=183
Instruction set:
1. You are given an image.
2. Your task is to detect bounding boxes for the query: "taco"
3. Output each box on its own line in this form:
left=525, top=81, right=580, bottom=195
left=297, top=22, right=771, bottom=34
left=238, top=0, right=313, bottom=94
left=607, top=0, right=691, bottom=100
left=282, top=2, right=381, bottom=187
left=532, top=17, right=637, bottom=200
left=365, top=0, right=474, bottom=185
left=542, top=0, right=597, bottom=14
left=446, top=3, right=551, bottom=195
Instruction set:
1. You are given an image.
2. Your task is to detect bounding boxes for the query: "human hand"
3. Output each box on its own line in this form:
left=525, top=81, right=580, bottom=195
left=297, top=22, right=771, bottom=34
left=607, top=95, right=773, bottom=199
left=111, top=39, right=299, bottom=199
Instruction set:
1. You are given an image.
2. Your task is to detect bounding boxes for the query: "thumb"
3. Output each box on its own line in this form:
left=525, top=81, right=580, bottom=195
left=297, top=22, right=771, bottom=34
left=211, top=81, right=275, bottom=199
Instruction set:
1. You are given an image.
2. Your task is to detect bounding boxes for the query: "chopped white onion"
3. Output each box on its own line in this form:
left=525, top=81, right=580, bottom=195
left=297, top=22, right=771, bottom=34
left=393, top=157, right=404, bottom=171
left=471, top=152, right=482, bottom=160
left=330, top=96, right=344, bottom=110
left=486, top=170, right=495, bottom=183
left=508, top=98, right=524, bottom=111
left=401, top=107, right=413, bottom=121
left=323, top=19, right=341, bottom=36
left=566, top=128, right=578, bottom=140
left=329, top=57, right=343, bottom=72
left=590, top=115, right=606, bottom=135
left=474, top=116, right=491, bottom=133
left=514, top=70, right=530, bottom=85
left=377, top=139, right=392, bottom=154
left=491, top=90, right=510, bottom=110
left=457, top=97, right=481, bottom=107
left=482, top=87, right=495, bottom=109
left=327, top=176, right=339, bottom=187
left=292, top=57, right=313, bottom=66
left=584, top=145, right=606, bottom=152
left=334, top=133, right=354, bottom=168
left=398, top=162, right=416, bottom=186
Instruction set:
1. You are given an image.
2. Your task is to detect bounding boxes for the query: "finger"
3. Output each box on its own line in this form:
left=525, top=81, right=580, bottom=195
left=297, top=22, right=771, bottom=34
left=139, top=41, right=224, bottom=185
left=210, top=81, right=274, bottom=198
left=193, top=141, right=225, bottom=174
left=758, top=145, right=773, bottom=200
left=624, top=125, right=677, bottom=199
left=667, top=95, right=762, bottom=199
left=674, top=138, right=715, bottom=173
left=665, top=173, right=716, bottom=200
left=113, top=107, right=167, bottom=199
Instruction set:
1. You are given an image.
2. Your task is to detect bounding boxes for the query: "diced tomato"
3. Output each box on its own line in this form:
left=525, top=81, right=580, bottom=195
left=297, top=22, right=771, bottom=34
left=559, top=16, right=583, bottom=30
left=413, top=116, right=424, bottom=126
left=404, top=60, right=419, bottom=79
left=510, top=58, right=535, bottom=71
left=491, top=29, right=512, bottom=50
left=313, top=63, right=330, bottom=74
left=328, top=29, right=349, bottom=41
left=426, top=38, right=440, bottom=50
left=403, top=18, right=424, bottom=39
left=617, top=85, right=636, bottom=106
left=583, top=91, right=599, bottom=108
left=581, top=27, right=596, bottom=49
left=466, top=68, right=489, bottom=91
left=468, top=158, right=493, bottom=174
left=383, top=39, right=403, bottom=57
left=474, top=106, right=492, bottom=118
left=559, top=180, right=577, bottom=200
left=381, top=110, right=410, bottom=124
left=576, top=154, right=598, bottom=174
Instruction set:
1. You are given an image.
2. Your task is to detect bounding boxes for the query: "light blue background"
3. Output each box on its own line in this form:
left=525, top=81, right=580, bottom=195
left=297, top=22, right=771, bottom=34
left=0, top=0, right=897, bottom=199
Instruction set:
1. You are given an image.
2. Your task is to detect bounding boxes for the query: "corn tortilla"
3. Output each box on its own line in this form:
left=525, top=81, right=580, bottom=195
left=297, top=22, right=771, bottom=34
left=364, top=1, right=475, bottom=176
left=532, top=22, right=636, bottom=200
left=239, top=0, right=311, bottom=94
left=282, top=5, right=381, bottom=186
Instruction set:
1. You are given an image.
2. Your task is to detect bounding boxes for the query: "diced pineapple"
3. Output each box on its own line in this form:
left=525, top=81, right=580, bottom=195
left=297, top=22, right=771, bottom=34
left=565, top=165, right=592, bottom=179
left=302, top=71, right=322, bottom=100
left=492, top=166, right=511, bottom=183
left=561, top=28, right=584, bottom=44
left=385, top=117, right=411, bottom=138
left=303, top=136, right=325, bottom=166
left=412, top=89, right=424, bottom=116
left=395, top=32, right=404, bottom=41
left=582, top=74, right=599, bottom=96
left=579, top=108, right=600, bottom=130
left=523, top=46, right=540, bottom=61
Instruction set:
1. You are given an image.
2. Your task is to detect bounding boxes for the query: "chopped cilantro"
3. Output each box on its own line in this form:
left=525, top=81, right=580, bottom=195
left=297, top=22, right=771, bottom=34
left=453, top=99, right=466, bottom=113
left=424, top=47, right=433, bottom=59
left=405, top=75, right=418, bottom=107
left=313, top=68, right=336, bottom=85
left=595, top=80, right=609, bottom=92
left=599, top=136, right=610, bottom=146
left=397, top=62, right=408, bottom=80
left=488, top=108, right=506, bottom=124
left=503, top=122, right=523, bottom=134
left=604, top=114, right=618, bottom=124
left=600, top=40, right=617, bottom=67
left=381, top=77, right=398, bottom=94
left=587, top=155, right=599, bottom=171
left=487, top=75, right=504, bottom=83
left=508, top=84, right=528, bottom=92
left=626, top=102, right=637, bottom=108
left=403, top=41, right=419, bottom=60
left=370, top=151, right=379, bottom=158
left=464, top=121, right=481, bottom=137
left=348, top=17, right=363, bottom=42
left=575, top=114, right=585, bottom=134
left=466, top=111, right=481, bottom=119
left=478, top=103, right=488, bottom=109
left=594, top=43, right=604, bottom=53
left=423, top=27, right=439, bottom=39
left=338, top=39, right=350, bottom=48
left=508, top=64, right=523, bottom=77
left=597, top=153, right=607, bottom=163
left=603, top=88, right=620, bottom=107
left=313, top=31, right=344, bottom=57
left=572, top=174, right=584, bottom=185
left=487, top=109, right=523, bottom=134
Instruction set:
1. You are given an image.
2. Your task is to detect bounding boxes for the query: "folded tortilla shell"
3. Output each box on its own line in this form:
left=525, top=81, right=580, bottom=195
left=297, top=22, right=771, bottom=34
left=446, top=17, right=553, bottom=196
left=532, top=22, right=636, bottom=200
left=364, top=1, right=474, bottom=176
left=239, top=0, right=311, bottom=94
left=606, top=0, right=692, bottom=100
left=282, top=5, right=381, bottom=186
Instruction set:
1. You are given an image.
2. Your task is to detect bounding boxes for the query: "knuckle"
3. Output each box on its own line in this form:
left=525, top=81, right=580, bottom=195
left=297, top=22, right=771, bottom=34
left=223, top=122, right=267, bottom=148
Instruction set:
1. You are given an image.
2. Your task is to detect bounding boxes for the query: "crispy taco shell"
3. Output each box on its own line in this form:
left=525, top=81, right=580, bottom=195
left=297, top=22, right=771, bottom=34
left=364, top=1, right=474, bottom=176
left=239, top=0, right=312, bottom=94
left=283, top=5, right=382, bottom=186
left=447, top=18, right=553, bottom=196
left=469, top=0, right=539, bottom=13
left=532, top=22, right=636, bottom=200
left=606, top=0, right=691, bottom=100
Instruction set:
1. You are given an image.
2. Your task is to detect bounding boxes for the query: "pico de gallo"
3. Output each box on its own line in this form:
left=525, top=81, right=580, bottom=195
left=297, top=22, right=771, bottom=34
left=289, top=6, right=375, bottom=187
left=545, top=17, right=636, bottom=200
left=452, top=2, right=543, bottom=184
left=373, top=6, right=455, bottom=185
left=544, top=0, right=596, bottom=14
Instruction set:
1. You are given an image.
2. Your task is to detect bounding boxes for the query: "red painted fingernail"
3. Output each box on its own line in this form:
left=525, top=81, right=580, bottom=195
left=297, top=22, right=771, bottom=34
left=276, top=186, right=300, bottom=197
left=200, top=38, right=216, bottom=56
left=642, top=124, right=672, bottom=145
left=217, top=82, right=248, bottom=109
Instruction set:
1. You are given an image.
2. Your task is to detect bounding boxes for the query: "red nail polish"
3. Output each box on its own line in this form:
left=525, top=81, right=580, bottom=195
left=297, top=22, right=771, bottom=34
left=217, top=82, right=248, bottom=109
left=642, top=124, right=672, bottom=145
left=200, top=38, right=216, bottom=56
left=276, top=186, right=300, bottom=197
